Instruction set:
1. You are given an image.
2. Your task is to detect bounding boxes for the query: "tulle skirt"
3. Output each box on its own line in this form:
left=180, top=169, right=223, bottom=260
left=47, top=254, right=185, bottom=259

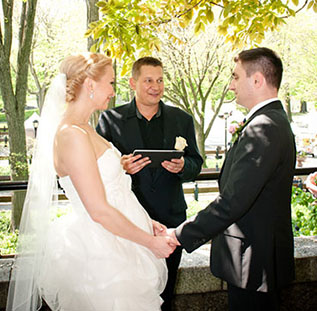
left=38, top=212, right=167, bottom=311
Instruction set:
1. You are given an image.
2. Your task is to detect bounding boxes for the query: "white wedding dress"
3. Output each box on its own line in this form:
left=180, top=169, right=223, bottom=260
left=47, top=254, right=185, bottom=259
left=38, top=145, right=167, bottom=311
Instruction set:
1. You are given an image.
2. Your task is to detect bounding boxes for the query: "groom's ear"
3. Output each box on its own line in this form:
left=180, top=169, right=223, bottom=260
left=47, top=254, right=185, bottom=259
left=253, top=72, right=264, bottom=89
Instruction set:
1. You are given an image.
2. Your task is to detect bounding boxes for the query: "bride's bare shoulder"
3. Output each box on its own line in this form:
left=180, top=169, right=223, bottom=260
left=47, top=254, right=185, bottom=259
left=55, top=123, right=92, bottom=152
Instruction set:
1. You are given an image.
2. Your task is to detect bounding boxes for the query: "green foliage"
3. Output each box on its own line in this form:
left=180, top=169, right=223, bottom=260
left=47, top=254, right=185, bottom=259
left=0, top=205, right=72, bottom=255
left=9, top=153, right=30, bottom=178
left=86, top=0, right=316, bottom=67
left=187, top=185, right=317, bottom=238
left=0, top=212, right=18, bottom=255
left=187, top=200, right=210, bottom=218
left=292, top=186, right=317, bottom=236
left=0, top=164, right=10, bottom=176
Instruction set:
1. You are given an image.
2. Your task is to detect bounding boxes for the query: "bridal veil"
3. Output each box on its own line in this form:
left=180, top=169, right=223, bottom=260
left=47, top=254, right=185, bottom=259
left=6, top=74, right=66, bottom=311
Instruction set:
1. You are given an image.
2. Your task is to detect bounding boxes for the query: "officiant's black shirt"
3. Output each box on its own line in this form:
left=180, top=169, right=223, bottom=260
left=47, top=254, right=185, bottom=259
left=135, top=101, right=164, bottom=150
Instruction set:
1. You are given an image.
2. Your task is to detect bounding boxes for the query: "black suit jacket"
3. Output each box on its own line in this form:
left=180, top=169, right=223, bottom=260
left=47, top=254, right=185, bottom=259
left=96, top=99, right=203, bottom=227
left=176, top=101, right=296, bottom=292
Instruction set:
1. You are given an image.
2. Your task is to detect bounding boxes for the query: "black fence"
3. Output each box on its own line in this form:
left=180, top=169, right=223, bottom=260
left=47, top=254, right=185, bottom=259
left=0, top=167, right=316, bottom=192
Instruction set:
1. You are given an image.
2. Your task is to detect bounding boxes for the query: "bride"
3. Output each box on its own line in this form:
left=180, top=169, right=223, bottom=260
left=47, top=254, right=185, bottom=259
left=7, top=53, right=175, bottom=311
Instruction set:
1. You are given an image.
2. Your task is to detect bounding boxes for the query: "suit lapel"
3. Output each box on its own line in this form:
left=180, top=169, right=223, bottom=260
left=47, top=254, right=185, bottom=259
left=121, top=101, right=145, bottom=152
left=120, top=101, right=153, bottom=181
left=219, top=100, right=284, bottom=186
left=162, top=105, right=177, bottom=149
left=247, top=100, right=283, bottom=123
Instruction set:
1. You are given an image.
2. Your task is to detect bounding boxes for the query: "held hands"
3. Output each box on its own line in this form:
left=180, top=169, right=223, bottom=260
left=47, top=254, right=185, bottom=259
left=161, top=157, right=185, bottom=174
left=150, top=220, right=181, bottom=258
left=120, top=154, right=151, bottom=174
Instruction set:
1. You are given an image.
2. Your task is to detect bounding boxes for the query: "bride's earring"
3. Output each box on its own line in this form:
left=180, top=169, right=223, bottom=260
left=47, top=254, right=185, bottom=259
left=90, top=89, right=94, bottom=99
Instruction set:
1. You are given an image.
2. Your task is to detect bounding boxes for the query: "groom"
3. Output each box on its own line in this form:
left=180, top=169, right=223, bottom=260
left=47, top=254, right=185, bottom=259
left=172, top=48, right=296, bottom=310
left=96, top=56, right=203, bottom=310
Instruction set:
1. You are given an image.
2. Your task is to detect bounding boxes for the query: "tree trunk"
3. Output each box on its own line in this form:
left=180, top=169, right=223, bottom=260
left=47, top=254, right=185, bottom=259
left=282, top=82, right=293, bottom=123
left=194, top=121, right=206, bottom=168
left=0, top=0, right=38, bottom=229
left=300, top=100, right=308, bottom=113
left=86, top=0, right=99, bottom=51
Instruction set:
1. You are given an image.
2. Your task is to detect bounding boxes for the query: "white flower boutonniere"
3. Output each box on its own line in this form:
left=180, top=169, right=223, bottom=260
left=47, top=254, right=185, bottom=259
left=174, top=136, right=188, bottom=151
left=229, top=119, right=249, bottom=145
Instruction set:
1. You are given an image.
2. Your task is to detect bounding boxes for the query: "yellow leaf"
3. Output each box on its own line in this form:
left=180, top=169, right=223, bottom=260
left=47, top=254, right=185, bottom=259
left=291, top=0, right=299, bottom=6
left=96, top=1, right=108, bottom=8
left=194, top=22, right=202, bottom=34
left=218, top=25, right=228, bottom=36
left=206, top=10, right=214, bottom=23
left=223, top=3, right=231, bottom=18
left=307, top=1, right=313, bottom=9
left=90, top=43, right=98, bottom=53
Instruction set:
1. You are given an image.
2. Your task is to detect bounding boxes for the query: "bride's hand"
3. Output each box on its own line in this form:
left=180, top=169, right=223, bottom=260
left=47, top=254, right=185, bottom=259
left=149, top=236, right=177, bottom=258
left=152, top=220, right=167, bottom=236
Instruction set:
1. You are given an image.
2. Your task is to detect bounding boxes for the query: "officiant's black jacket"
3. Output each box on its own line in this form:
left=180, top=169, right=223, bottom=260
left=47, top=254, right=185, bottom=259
left=96, top=99, right=203, bottom=227
left=176, top=101, right=296, bottom=292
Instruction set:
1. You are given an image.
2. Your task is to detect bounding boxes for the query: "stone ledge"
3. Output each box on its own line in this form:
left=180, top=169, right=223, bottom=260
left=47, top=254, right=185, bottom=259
left=175, top=236, right=317, bottom=295
left=0, top=237, right=316, bottom=310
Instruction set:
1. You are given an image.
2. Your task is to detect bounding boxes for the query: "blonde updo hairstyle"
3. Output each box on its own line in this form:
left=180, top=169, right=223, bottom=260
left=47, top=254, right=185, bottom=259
left=60, top=53, right=112, bottom=103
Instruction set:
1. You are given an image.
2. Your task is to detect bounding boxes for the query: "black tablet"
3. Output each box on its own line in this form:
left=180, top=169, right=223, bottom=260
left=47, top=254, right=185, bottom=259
left=133, top=149, right=185, bottom=168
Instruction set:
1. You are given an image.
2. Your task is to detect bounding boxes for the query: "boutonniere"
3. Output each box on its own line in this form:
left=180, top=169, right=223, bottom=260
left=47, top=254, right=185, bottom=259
left=174, top=136, right=188, bottom=151
left=229, top=119, right=249, bottom=145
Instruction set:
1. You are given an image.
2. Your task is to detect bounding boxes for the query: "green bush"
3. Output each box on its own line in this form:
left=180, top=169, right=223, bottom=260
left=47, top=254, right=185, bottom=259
left=0, top=165, right=10, bottom=176
left=291, top=186, right=317, bottom=236
left=0, top=211, right=18, bottom=255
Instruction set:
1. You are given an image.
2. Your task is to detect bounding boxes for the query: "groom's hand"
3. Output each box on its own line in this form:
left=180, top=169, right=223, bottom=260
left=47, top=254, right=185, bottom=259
left=166, top=228, right=181, bottom=247
left=121, top=154, right=151, bottom=174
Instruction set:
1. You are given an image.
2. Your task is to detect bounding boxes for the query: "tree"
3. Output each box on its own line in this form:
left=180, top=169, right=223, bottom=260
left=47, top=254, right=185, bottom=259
left=263, top=9, right=317, bottom=120
left=86, top=0, right=117, bottom=126
left=27, top=0, right=87, bottom=112
left=0, top=0, right=38, bottom=229
left=158, top=24, right=234, bottom=162
left=86, top=0, right=316, bottom=67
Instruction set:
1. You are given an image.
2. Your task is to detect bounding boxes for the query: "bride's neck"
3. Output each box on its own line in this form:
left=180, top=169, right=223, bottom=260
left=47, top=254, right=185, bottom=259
left=64, top=101, right=92, bottom=125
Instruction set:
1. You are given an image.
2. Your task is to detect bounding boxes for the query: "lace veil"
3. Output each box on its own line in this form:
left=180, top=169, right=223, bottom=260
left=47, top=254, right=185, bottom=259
left=6, top=74, right=66, bottom=311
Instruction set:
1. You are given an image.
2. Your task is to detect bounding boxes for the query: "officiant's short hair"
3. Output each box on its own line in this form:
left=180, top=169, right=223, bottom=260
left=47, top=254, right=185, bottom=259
left=235, top=47, right=283, bottom=90
left=132, top=57, right=163, bottom=79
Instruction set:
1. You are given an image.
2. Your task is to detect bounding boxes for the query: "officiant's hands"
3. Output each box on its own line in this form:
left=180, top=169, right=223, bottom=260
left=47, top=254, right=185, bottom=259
left=161, top=157, right=184, bottom=174
left=120, top=154, right=151, bottom=174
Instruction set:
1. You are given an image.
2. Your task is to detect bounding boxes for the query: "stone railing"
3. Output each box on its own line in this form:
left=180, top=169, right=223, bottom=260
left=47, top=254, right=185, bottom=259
left=172, top=236, right=317, bottom=310
left=1, top=236, right=316, bottom=310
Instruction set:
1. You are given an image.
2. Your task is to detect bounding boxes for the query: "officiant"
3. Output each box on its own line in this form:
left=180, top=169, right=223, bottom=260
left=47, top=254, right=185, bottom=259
left=96, top=56, right=203, bottom=311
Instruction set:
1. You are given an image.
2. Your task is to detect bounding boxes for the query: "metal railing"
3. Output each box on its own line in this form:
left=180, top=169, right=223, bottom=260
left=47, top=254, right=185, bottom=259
left=0, top=167, right=315, bottom=192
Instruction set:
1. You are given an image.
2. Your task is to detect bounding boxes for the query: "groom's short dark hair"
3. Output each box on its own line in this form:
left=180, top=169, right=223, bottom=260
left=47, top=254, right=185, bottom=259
left=132, top=57, right=163, bottom=79
left=235, top=47, right=283, bottom=90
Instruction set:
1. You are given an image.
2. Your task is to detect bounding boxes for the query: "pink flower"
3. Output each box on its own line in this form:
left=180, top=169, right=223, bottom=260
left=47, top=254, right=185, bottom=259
left=229, top=123, right=239, bottom=134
